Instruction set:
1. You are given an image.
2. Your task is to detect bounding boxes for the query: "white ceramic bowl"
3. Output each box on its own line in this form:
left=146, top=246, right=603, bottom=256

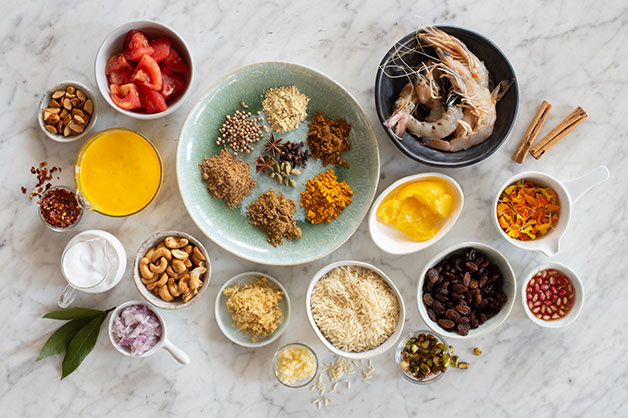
left=133, top=231, right=211, bottom=310
left=94, top=20, right=194, bottom=119
left=492, top=166, right=609, bottom=256
left=417, top=242, right=516, bottom=339
left=108, top=300, right=190, bottom=364
left=520, top=262, right=584, bottom=328
left=306, top=260, right=406, bottom=359
left=215, top=271, right=291, bottom=348
left=38, top=80, right=98, bottom=142
left=368, top=172, right=463, bottom=255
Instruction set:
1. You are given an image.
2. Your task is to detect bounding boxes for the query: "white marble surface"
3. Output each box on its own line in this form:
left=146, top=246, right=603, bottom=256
left=2, top=1, right=627, bottom=416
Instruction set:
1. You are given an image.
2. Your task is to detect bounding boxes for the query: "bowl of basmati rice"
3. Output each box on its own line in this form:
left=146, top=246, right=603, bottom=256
left=306, top=261, right=405, bottom=359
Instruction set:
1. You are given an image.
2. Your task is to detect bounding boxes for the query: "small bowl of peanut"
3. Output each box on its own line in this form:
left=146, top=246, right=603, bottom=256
left=38, top=80, right=97, bottom=142
left=133, top=231, right=211, bottom=310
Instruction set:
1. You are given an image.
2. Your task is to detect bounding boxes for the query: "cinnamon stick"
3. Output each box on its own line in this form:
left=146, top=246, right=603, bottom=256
left=529, top=107, right=587, bottom=160
left=512, top=100, right=552, bottom=163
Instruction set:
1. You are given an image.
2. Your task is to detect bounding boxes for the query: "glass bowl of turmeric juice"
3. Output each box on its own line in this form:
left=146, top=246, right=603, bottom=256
left=74, top=128, right=163, bottom=217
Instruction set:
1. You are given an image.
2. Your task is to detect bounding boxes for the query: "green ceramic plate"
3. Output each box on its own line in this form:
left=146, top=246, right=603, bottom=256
left=177, top=62, right=379, bottom=265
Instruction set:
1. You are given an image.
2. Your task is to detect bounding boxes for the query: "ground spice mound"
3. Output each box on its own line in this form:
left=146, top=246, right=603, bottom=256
left=246, top=190, right=302, bottom=247
left=262, top=86, right=309, bottom=133
left=307, top=112, right=352, bottom=168
left=301, top=168, right=353, bottom=224
left=199, top=149, right=255, bottom=209
left=223, top=277, right=284, bottom=342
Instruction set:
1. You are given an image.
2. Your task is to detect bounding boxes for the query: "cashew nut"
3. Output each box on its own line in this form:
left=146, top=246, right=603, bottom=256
left=166, top=266, right=178, bottom=279
left=199, top=260, right=206, bottom=268
left=149, top=257, right=168, bottom=274
left=147, top=273, right=168, bottom=290
left=171, top=249, right=189, bottom=260
left=172, top=259, right=187, bottom=274
left=141, top=273, right=160, bottom=285
left=192, top=246, right=206, bottom=261
left=184, top=258, right=192, bottom=268
left=139, top=261, right=155, bottom=280
left=156, top=241, right=166, bottom=249
left=158, top=284, right=174, bottom=302
left=178, top=273, right=190, bottom=294
left=150, top=247, right=172, bottom=263
left=145, top=248, right=156, bottom=262
left=189, top=267, right=206, bottom=291
left=182, top=289, right=198, bottom=303
left=182, top=244, right=193, bottom=255
left=167, top=277, right=181, bottom=297
left=165, top=236, right=189, bottom=249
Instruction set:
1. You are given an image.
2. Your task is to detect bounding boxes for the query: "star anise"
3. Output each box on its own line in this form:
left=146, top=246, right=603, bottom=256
left=263, top=133, right=284, bottom=156
left=254, top=155, right=277, bottom=174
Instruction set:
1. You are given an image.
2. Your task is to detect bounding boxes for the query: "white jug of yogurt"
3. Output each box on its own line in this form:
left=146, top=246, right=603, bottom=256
left=58, top=230, right=126, bottom=308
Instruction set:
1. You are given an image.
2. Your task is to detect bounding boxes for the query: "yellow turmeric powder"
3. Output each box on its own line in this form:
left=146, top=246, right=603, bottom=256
left=300, top=168, right=353, bottom=224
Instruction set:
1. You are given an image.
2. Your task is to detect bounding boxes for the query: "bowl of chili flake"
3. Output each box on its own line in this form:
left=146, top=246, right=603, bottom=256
left=492, top=167, right=609, bottom=256
left=38, top=185, right=83, bottom=232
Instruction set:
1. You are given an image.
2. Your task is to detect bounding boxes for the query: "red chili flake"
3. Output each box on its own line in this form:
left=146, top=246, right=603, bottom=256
left=39, top=188, right=81, bottom=228
left=23, top=161, right=63, bottom=200
left=21, top=186, right=27, bottom=194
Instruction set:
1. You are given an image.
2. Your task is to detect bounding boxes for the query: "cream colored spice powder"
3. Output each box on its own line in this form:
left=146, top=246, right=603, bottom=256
left=262, top=86, right=309, bottom=132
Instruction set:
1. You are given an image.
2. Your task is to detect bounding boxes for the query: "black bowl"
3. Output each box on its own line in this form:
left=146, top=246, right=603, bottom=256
left=374, top=26, right=519, bottom=168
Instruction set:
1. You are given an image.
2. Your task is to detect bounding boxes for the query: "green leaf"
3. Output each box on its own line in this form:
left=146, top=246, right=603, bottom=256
left=43, top=307, right=103, bottom=321
left=61, top=313, right=106, bottom=380
left=37, top=317, right=91, bottom=361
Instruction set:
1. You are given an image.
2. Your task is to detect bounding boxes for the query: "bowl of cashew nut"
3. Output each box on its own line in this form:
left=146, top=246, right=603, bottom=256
left=133, top=231, right=211, bottom=309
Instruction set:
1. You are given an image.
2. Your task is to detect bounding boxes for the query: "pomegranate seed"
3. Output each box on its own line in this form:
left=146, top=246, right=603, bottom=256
left=529, top=278, right=535, bottom=286
left=546, top=290, right=551, bottom=299
left=528, top=302, right=533, bottom=309
left=542, top=315, right=550, bottom=320
left=533, top=294, right=538, bottom=302
left=569, top=294, right=575, bottom=300
left=544, top=300, right=552, bottom=306
left=541, top=284, right=549, bottom=291
left=559, top=289, right=566, bottom=296
left=559, top=309, right=565, bottom=315
left=534, top=284, right=539, bottom=292
left=568, top=284, right=573, bottom=292
left=550, top=286, right=557, bottom=293
left=532, top=307, right=540, bottom=313
left=551, top=314, right=559, bottom=319
left=541, top=305, right=546, bottom=314
left=549, top=277, right=555, bottom=285
left=563, top=297, right=568, bottom=304
left=533, top=301, right=541, bottom=307
left=557, top=298, right=562, bottom=306
left=539, top=292, right=545, bottom=301
left=551, top=295, right=557, bottom=302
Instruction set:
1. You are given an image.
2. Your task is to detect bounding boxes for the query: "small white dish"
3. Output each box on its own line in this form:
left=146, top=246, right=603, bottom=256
left=94, top=20, right=194, bottom=119
left=215, top=272, right=291, bottom=348
left=368, top=172, right=464, bottom=255
left=520, top=262, right=584, bottom=328
left=38, top=80, right=97, bottom=142
left=305, top=260, right=406, bottom=359
left=108, top=300, right=190, bottom=365
left=133, top=231, right=211, bottom=310
left=417, top=242, right=516, bottom=339
left=493, top=166, right=610, bottom=256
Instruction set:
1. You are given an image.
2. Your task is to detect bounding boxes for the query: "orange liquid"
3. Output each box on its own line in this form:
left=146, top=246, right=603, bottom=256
left=77, top=129, right=162, bottom=216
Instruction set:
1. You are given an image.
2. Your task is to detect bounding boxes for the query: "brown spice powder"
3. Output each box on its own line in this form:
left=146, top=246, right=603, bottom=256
left=199, top=149, right=255, bottom=209
left=246, top=190, right=302, bottom=247
left=306, top=112, right=352, bottom=168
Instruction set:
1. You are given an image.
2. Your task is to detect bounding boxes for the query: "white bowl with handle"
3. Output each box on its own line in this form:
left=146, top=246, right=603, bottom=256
left=492, top=166, right=610, bottom=256
left=109, top=300, right=190, bottom=365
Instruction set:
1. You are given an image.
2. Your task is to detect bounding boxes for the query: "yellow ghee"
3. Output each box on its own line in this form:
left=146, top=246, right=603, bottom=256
left=376, top=179, right=454, bottom=241
left=76, top=129, right=162, bottom=216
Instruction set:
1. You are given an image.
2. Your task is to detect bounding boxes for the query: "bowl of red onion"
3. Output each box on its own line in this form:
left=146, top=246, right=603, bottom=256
left=108, top=301, right=190, bottom=364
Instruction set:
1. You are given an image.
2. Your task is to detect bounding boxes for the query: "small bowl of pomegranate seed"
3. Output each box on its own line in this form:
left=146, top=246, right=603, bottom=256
left=521, top=262, right=584, bottom=328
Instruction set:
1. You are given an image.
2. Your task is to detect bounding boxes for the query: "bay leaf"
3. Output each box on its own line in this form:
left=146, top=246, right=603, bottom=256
left=37, top=317, right=91, bottom=361
left=43, top=307, right=103, bottom=321
left=61, top=313, right=106, bottom=380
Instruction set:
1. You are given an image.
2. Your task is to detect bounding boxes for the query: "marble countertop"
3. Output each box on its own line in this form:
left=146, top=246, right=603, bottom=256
left=2, top=0, right=627, bottom=416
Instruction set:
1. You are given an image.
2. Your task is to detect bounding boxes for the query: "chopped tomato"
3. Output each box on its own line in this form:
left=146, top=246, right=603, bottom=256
left=150, top=36, right=171, bottom=62
left=164, top=48, right=189, bottom=74
left=105, top=53, right=133, bottom=75
left=161, top=71, right=186, bottom=101
left=110, top=83, right=141, bottom=110
left=108, top=69, right=134, bottom=85
left=123, top=29, right=141, bottom=49
left=131, top=55, right=163, bottom=91
left=124, top=32, right=154, bottom=61
left=138, top=86, right=167, bottom=114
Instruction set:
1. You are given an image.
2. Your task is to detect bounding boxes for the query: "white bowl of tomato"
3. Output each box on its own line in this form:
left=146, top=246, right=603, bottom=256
left=94, top=21, right=194, bottom=119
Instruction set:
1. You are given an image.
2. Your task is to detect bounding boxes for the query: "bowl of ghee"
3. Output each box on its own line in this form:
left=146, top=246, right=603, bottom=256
left=74, top=128, right=163, bottom=217
left=368, top=173, right=463, bottom=255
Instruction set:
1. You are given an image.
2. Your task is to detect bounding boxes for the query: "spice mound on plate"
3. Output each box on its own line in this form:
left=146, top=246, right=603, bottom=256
left=276, top=344, right=316, bottom=385
left=246, top=190, right=302, bottom=247
left=262, top=86, right=309, bottom=133
left=497, top=180, right=560, bottom=240
left=223, top=276, right=284, bottom=341
left=199, top=149, right=255, bottom=209
left=301, top=168, right=353, bottom=224
left=112, top=304, right=162, bottom=356
left=307, top=112, right=352, bottom=168
left=377, top=179, right=454, bottom=241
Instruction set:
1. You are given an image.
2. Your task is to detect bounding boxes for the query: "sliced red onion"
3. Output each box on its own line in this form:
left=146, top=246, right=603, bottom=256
left=112, top=304, right=162, bottom=356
